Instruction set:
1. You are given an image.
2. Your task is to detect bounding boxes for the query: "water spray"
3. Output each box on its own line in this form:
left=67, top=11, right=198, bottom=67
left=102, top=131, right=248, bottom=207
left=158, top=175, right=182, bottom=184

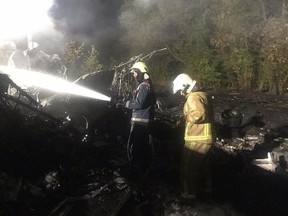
left=0, top=65, right=111, bottom=102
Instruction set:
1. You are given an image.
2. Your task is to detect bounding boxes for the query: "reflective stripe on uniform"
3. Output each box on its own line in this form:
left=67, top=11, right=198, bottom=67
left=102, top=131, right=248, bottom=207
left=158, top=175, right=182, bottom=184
left=184, top=122, right=212, bottom=141
left=131, top=117, right=150, bottom=123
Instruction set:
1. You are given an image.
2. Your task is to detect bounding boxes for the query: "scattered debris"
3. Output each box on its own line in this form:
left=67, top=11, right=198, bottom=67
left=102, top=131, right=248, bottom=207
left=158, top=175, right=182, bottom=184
left=1, top=68, right=288, bottom=216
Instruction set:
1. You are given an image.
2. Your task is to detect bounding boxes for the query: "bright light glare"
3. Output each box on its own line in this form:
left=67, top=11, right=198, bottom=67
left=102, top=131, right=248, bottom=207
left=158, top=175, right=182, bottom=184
left=0, top=0, right=54, bottom=40
left=0, top=66, right=111, bottom=102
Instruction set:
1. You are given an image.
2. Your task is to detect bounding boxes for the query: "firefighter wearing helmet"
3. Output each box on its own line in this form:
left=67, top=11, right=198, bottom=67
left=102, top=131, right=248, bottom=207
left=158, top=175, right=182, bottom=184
left=173, top=73, right=215, bottom=203
left=124, top=61, right=155, bottom=171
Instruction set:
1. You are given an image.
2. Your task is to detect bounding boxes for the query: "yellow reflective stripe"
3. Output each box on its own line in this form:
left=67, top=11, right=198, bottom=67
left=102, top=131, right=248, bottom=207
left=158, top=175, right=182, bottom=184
left=185, top=136, right=212, bottom=141
left=184, top=122, right=212, bottom=141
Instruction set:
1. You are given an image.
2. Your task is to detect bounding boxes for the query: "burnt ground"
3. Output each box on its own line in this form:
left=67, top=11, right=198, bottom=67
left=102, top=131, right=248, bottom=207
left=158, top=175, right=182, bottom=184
left=115, top=90, right=288, bottom=216
left=1, top=89, right=288, bottom=216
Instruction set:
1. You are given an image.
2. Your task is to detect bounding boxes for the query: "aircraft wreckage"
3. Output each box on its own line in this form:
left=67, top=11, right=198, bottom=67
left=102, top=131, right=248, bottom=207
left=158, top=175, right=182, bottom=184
left=1, top=49, right=288, bottom=216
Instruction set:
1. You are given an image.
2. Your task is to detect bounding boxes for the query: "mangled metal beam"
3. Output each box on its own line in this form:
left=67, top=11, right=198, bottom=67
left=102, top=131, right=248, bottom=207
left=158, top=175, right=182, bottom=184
left=0, top=72, right=60, bottom=123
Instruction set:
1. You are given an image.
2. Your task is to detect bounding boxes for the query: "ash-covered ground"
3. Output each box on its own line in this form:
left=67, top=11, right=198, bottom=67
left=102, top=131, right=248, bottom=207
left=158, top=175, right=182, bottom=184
left=1, top=83, right=288, bottom=216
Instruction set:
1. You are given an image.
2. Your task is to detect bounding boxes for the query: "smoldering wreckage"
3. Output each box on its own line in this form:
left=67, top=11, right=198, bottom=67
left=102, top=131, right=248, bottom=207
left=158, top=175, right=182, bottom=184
left=1, top=49, right=288, bottom=216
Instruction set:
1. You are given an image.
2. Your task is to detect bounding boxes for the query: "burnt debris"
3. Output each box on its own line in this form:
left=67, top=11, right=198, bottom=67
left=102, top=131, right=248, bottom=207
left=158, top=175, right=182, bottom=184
left=1, top=67, right=288, bottom=216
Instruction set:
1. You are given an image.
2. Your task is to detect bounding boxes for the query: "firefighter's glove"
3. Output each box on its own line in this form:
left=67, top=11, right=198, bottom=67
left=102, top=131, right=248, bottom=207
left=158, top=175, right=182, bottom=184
left=125, top=100, right=130, bottom=108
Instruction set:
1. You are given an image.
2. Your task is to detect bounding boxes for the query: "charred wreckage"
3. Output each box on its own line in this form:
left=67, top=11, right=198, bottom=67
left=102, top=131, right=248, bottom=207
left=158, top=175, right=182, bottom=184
left=1, top=48, right=288, bottom=216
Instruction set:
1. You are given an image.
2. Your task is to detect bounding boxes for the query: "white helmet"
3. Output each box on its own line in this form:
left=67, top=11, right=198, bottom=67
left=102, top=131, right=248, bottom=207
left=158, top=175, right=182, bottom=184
left=28, top=41, right=39, bottom=51
left=173, top=73, right=196, bottom=94
left=131, top=61, right=148, bottom=73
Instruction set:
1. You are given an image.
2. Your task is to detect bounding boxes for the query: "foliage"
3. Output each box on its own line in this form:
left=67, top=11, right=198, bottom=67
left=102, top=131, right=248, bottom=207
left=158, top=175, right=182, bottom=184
left=230, top=48, right=256, bottom=89
left=119, top=0, right=223, bottom=88
left=82, top=45, right=103, bottom=73
left=59, top=0, right=288, bottom=94
left=260, top=18, right=288, bottom=94
left=63, top=41, right=85, bottom=80
left=209, top=0, right=263, bottom=89
left=148, top=54, right=183, bottom=84
left=63, top=41, right=103, bottom=80
left=190, top=57, right=223, bottom=89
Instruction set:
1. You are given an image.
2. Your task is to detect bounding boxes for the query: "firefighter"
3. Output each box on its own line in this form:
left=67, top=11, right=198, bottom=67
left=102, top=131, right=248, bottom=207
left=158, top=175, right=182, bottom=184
left=124, top=61, right=155, bottom=171
left=8, top=40, right=30, bottom=70
left=173, top=73, right=215, bottom=203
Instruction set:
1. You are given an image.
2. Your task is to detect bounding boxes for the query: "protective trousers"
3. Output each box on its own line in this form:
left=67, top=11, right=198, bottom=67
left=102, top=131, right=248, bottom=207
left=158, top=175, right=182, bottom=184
left=180, top=141, right=212, bottom=199
left=127, top=122, right=154, bottom=170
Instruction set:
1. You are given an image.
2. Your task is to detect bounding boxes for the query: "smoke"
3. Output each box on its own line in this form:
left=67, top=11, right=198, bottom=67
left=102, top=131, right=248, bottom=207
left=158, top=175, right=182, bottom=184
left=0, top=0, right=183, bottom=63
left=48, top=0, right=122, bottom=61
left=0, top=0, right=124, bottom=62
left=31, top=25, right=64, bottom=54
left=0, top=0, right=65, bottom=55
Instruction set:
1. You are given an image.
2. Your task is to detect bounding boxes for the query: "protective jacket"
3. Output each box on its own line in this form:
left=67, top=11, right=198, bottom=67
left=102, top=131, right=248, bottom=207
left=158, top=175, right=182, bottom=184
left=126, top=79, right=155, bottom=123
left=183, top=90, right=215, bottom=144
left=125, top=79, right=155, bottom=167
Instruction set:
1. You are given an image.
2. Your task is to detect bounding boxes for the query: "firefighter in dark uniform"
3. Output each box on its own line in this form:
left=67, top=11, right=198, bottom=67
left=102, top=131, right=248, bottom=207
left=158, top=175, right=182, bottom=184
left=125, top=61, right=155, bottom=171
